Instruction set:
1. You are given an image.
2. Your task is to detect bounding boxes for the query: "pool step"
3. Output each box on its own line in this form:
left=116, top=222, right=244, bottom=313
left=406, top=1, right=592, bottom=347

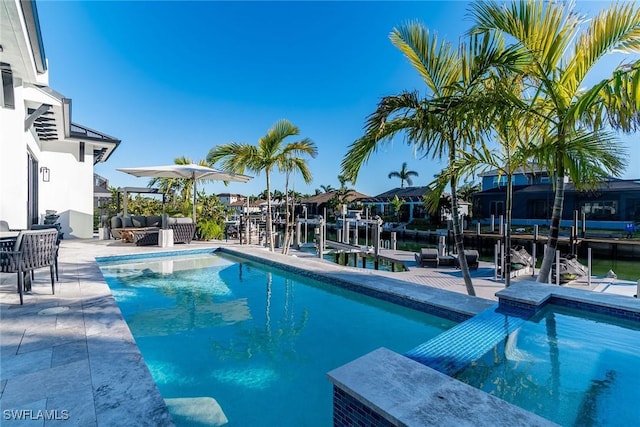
left=405, top=305, right=527, bottom=375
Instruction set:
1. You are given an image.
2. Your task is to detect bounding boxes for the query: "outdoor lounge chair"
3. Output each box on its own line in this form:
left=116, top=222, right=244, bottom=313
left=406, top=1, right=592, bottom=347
left=0, top=229, right=58, bottom=304
left=415, top=248, right=439, bottom=268
left=455, top=249, right=480, bottom=270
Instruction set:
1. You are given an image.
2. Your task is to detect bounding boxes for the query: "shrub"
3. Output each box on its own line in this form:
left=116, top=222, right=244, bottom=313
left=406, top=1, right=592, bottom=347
left=196, top=220, right=224, bottom=240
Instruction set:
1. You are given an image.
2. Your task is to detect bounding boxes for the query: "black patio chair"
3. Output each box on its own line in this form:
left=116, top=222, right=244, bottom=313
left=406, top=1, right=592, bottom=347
left=30, top=224, right=62, bottom=281
left=0, top=229, right=58, bottom=304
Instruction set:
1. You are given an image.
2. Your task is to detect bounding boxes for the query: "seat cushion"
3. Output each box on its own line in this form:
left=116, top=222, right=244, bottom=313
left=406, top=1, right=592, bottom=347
left=146, top=216, right=162, bottom=228
left=122, top=216, right=134, bottom=228
left=131, top=216, right=147, bottom=228
left=110, top=216, right=122, bottom=229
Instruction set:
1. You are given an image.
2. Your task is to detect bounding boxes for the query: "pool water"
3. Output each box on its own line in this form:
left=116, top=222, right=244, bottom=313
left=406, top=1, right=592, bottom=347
left=98, top=252, right=456, bottom=426
left=455, top=304, right=640, bottom=426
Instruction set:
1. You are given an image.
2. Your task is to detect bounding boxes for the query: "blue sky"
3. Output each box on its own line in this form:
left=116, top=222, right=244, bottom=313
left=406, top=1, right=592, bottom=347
left=37, top=1, right=638, bottom=198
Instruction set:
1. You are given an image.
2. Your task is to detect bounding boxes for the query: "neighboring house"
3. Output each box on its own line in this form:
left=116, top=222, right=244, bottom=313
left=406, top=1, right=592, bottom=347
left=226, top=197, right=265, bottom=216
left=357, top=187, right=469, bottom=223
left=301, top=190, right=369, bottom=217
left=1, top=0, right=120, bottom=238
left=473, top=166, right=640, bottom=229
left=217, top=193, right=245, bottom=206
left=359, top=187, right=427, bottom=221
left=478, top=163, right=553, bottom=190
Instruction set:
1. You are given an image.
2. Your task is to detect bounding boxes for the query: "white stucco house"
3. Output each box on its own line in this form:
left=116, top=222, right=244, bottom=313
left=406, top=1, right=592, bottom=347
left=1, top=0, right=120, bottom=238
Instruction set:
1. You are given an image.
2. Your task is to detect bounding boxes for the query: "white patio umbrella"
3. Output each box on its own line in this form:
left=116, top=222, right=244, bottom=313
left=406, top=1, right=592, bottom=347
left=117, top=164, right=252, bottom=222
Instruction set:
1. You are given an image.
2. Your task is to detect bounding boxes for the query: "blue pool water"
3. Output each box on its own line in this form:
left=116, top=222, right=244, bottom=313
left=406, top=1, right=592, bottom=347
left=454, top=304, right=640, bottom=426
left=98, top=251, right=456, bottom=426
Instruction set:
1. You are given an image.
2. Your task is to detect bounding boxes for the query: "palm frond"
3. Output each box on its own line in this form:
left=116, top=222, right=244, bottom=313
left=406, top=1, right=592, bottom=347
left=563, top=2, right=640, bottom=94
left=391, top=22, right=459, bottom=95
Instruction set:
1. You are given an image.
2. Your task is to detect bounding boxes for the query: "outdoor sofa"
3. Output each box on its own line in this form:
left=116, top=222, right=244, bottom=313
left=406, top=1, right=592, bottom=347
left=109, top=215, right=196, bottom=245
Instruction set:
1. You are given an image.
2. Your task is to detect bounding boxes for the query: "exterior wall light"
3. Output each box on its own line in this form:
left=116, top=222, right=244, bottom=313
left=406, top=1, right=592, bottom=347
left=40, top=166, right=50, bottom=182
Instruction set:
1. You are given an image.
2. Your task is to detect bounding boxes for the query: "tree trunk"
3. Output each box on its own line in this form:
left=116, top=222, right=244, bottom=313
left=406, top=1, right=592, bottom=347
left=504, top=172, right=513, bottom=287
left=537, top=174, right=565, bottom=283
left=450, top=174, right=476, bottom=296
left=282, top=175, right=291, bottom=255
left=266, top=172, right=274, bottom=252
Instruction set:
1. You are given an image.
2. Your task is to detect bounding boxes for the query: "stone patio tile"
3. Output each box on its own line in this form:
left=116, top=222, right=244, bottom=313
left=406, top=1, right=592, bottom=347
left=17, top=325, right=86, bottom=355
left=53, top=308, right=85, bottom=331
left=0, top=326, right=25, bottom=356
left=51, top=339, right=87, bottom=368
left=0, top=359, right=91, bottom=408
left=0, top=398, right=47, bottom=426
left=0, top=347, right=52, bottom=381
left=88, top=335, right=172, bottom=426
left=44, top=384, right=96, bottom=426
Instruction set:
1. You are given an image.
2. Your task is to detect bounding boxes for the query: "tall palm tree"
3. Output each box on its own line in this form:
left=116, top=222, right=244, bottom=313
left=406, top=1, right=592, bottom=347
left=388, top=162, right=419, bottom=188
left=319, top=184, right=335, bottom=193
left=280, top=155, right=314, bottom=254
left=328, top=175, right=356, bottom=217
left=341, top=23, right=522, bottom=296
left=470, top=0, right=637, bottom=282
left=207, top=120, right=317, bottom=252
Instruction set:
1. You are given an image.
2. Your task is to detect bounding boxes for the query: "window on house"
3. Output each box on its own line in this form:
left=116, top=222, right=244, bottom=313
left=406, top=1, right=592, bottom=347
left=490, top=201, right=504, bottom=217
left=625, top=198, right=640, bottom=222
left=492, top=176, right=508, bottom=187
left=528, top=199, right=550, bottom=219
left=581, top=200, right=619, bottom=220
left=79, top=142, right=85, bottom=162
left=1, top=66, right=15, bottom=109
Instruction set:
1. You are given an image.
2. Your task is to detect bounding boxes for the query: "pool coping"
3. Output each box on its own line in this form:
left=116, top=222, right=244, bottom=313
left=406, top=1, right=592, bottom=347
left=218, top=247, right=496, bottom=322
left=497, top=280, right=640, bottom=321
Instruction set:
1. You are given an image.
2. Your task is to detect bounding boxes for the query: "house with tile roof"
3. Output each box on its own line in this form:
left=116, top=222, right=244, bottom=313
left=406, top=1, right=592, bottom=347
left=358, top=187, right=469, bottom=223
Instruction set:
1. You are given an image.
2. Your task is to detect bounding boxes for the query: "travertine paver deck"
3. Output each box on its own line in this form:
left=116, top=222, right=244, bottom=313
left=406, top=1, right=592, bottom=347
left=0, top=238, right=635, bottom=425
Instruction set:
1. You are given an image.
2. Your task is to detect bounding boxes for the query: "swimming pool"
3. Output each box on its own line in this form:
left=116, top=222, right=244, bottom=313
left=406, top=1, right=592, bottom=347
left=454, top=304, right=640, bottom=426
left=98, top=251, right=456, bottom=426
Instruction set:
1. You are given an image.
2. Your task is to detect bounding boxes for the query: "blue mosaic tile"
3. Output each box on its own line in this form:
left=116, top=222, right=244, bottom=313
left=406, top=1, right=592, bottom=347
left=405, top=305, right=528, bottom=376
left=550, top=296, right=640, bottom=321
left=333, top=386, right=393, bottom=427
left=95, top=248, right=216, bottom=264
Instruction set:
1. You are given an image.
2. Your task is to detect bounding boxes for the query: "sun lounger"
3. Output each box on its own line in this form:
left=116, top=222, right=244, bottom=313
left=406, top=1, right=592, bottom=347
left=415, top=248, right=439, bottom=268
left=455, top=250, right=479, bottom=270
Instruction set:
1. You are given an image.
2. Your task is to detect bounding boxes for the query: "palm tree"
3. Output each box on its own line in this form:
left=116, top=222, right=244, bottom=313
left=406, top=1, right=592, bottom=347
left=321, top=184, right=335, bottom=193
left=341, top=24, right=521, bottom=296
left=388, top=162, right=419, bottom=188
left=470, top=0, right=637, bottom=283
left=457, top=180, right=481, bottom=205
left=207, top=120, right=317, bottom=252
left=389, top=195, right=405, bottom=222
left=327, top=175, right=356, bottom=217
left=280, top=156, right=314, bottom=254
